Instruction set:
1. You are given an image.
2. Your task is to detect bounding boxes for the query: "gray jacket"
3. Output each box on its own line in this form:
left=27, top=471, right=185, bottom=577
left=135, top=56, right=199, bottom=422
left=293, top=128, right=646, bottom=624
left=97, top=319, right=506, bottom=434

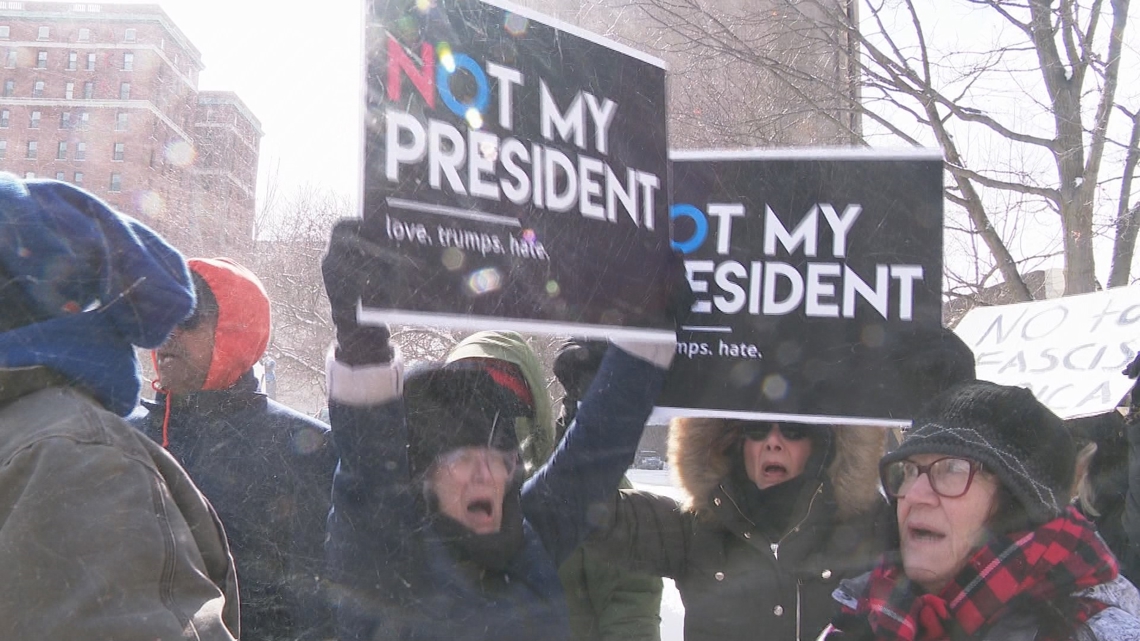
left=0, top=375, right=240, bottom=640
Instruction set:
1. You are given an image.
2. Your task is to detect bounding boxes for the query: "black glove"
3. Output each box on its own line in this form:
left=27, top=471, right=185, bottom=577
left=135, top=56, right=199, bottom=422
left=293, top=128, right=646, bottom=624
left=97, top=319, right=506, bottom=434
left=637, top=249, right=696, bottom=331
left=894, top=326, right=976, bottom=397
left=553, top=339, right=609, bottom=402
left=664, top=250, right=697, bottom=330
left=1124, top=353, right=1140, bottom=379
left=322, top=217, right=395, bottom=365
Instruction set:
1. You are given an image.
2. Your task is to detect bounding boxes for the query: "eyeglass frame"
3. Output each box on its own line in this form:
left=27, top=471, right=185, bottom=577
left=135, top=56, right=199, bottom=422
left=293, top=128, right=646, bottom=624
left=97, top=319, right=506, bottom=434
left=879, top=456, right=986, bottom=499
left=434, top=446, right=521, bottom=479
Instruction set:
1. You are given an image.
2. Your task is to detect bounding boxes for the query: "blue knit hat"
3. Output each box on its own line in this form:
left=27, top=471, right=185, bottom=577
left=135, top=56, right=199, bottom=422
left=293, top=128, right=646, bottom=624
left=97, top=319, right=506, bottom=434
left=0, top=174, right=194, bottom=415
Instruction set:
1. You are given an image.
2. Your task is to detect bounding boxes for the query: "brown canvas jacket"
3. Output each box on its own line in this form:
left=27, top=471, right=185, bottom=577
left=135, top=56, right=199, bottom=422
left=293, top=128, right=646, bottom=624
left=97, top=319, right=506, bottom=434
left=0, top=371, right=240, bottom=640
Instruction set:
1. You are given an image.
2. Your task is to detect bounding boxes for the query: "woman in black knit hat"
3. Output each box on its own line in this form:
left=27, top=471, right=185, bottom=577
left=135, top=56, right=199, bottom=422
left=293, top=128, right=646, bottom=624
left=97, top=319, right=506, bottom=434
left=319, top=218, right=686, bottom=641
left=821, top=380, right=1140, bottom=641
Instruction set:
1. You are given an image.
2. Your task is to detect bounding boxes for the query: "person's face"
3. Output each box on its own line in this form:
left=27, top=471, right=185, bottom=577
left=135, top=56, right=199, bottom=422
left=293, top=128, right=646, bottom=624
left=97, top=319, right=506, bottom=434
left=429, top=446, right=518, bottom=534
left=155, top=311, right=216, bottom=395
left=895, top=453, right=999, bottom=594
left=742, top=423, right=815, bottom=489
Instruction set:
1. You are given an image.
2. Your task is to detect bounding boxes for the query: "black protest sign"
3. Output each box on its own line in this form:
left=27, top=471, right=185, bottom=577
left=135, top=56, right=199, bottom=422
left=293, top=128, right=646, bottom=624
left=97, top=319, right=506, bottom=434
left=656, top=150, right=944, bottom=426
left=360, top=0, right=672, bottom=338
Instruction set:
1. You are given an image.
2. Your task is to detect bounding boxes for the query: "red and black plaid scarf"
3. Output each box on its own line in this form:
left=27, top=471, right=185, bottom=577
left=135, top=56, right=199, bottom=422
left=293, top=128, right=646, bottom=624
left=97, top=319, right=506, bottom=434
left=845, top=507, right=1118, bottom=641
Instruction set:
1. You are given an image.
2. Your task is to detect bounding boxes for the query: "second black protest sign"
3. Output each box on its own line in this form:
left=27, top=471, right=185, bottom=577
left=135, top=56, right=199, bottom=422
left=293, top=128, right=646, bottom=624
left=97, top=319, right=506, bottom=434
left=658, top=150, right=944, bottom=425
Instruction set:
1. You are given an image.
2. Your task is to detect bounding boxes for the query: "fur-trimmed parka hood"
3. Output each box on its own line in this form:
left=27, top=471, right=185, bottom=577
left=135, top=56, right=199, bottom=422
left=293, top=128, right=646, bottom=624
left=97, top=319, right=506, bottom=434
left=669, top=418, right=886, bottom=521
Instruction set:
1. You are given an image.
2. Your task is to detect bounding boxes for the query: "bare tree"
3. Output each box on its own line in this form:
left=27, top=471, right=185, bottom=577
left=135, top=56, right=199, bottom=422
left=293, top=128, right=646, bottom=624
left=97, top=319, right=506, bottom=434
left=573, top=0, right=1137, bottom=299
left=252, top=186, right=349, bottom=413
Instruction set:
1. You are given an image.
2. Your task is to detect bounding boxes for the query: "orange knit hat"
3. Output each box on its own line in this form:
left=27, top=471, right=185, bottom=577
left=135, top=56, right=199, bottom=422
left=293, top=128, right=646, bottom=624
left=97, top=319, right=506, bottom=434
left=188, top=257, right=271, bottom=391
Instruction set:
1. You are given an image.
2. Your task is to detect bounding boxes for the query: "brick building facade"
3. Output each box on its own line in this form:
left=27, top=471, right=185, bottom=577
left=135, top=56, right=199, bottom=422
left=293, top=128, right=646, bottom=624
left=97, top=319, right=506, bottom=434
left=0, top=1, right=261, bottom=257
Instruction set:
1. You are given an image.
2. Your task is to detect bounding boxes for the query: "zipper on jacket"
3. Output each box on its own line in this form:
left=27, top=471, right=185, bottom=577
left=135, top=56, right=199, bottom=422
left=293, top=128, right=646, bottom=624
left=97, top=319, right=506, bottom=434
left=770, top=483, right=824, bottom=562
left=719, top=481, right=824, bottom=561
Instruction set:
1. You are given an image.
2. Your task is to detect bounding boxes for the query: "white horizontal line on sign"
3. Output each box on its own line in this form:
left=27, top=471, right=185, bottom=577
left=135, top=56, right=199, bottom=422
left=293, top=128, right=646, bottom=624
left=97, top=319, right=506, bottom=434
left=387, top=198, right=523, bottom=227
left=681, top=325, right=733, bottom=333
left=649, top=406, right=911, bottom=428
left=359, top=305, right=676, bottom=342
left=669, top=147, right=945, bottom=162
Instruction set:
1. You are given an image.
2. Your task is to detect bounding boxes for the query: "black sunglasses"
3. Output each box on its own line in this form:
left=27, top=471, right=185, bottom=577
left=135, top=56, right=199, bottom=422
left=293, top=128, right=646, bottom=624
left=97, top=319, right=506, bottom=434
left=178, top=305, right=205, bottom=330
left=736, top=422, right=813, bottom=442
left=177, top=300, right=219, bottom=331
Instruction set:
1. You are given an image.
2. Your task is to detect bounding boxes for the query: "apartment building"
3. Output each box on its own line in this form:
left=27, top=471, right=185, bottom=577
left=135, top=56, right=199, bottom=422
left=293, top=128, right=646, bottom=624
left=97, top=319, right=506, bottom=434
left=0, top=1, right=261, bottom=256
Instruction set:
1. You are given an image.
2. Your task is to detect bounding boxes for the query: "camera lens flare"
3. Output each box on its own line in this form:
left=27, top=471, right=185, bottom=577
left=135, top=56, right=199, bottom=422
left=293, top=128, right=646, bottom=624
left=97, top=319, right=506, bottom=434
left=465, top=267, right=502, bottom=295
left=504, top=13, right=528, bottom=36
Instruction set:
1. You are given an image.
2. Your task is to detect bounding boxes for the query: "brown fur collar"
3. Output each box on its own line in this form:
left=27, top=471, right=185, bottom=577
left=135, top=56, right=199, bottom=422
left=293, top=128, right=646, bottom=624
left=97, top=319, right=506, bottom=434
left=668, top=417, right=886, bottom=521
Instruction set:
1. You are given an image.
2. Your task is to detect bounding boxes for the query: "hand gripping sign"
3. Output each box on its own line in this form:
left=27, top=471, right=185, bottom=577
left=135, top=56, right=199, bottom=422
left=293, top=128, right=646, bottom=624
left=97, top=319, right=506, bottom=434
left=359, top=0, right=673, bottom=339
left=654, top=149, right=945, bottom=426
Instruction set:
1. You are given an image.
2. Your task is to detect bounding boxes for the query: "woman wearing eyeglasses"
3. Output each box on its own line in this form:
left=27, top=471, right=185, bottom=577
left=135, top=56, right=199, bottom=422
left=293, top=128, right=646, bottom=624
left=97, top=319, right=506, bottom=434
left=820, top=380, right=1140, bottom=641
left=594, top=415, right=891, bottom=641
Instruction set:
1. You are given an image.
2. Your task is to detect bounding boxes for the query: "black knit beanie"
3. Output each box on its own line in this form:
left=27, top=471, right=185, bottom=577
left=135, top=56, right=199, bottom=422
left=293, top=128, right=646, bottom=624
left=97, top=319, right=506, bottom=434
left=404, top=362, right=529, bottom=479
left=881, top=380, right=1075, bottom=525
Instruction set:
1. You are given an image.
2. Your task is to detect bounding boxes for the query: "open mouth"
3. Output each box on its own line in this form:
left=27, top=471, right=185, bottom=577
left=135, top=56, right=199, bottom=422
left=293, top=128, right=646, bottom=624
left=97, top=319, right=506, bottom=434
left=466, top=499, right=494, bottom=518
left=907, top=525, right=945, bottom=542
left=763, top=463, right=788, bottom=475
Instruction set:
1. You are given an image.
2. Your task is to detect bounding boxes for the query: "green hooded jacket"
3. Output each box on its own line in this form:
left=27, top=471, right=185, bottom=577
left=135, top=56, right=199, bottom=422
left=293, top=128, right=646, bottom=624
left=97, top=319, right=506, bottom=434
left=447, top=331, right=662, bottom=641
left=445, top=330, right=556, bottom=474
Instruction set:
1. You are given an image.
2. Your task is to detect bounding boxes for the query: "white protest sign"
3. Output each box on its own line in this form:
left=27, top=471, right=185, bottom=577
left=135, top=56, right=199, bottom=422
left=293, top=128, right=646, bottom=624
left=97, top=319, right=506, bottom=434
left=953, top=286, right=1140, bottom=419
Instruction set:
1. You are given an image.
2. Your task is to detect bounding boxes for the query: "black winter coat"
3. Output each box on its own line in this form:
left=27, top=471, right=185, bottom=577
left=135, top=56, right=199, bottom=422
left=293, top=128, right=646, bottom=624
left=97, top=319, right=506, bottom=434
left=597, top=418, right=890, bottom=641
left=131, top=370, right=337, bottom=641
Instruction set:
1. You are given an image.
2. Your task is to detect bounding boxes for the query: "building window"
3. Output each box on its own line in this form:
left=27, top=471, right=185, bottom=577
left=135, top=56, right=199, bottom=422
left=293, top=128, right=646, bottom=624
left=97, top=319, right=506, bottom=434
left=83, top=81, right=94, bottom=99
left=122, top=52, right=133, bottom=71
left=75, top=141, right=86, bottom=161
left=124, top=28, right=136, bottom=43
left=29, top=111, right=40, bottom=128
left=112, top=142, right=123, bottom=161
left=67, top=51, right=76, bottom=70
left=0, top=141, right=6, bottom=159
left=78, top=28, right=90, bottom=42
left=26, top=141, right=37, bottom=159
left=5, top=50, right=14, bottom=68
left=109, top=173, right=121, bottom=192
left=60, top=112, right=70, bottom=128
left=35, top=50, right=46, bottom=68
left=3, top=80, right=13, bottom=97
left=24, top=172, right=33, bottom=179
left=0, top=26, right=9, bottom=40
left=37, top=26, right=49, bottom=40
left=86, top=52, right=95, bottom=71
left=73, top=171, right=83, bottom=185
left=57, top=141, right=66, bottom=160
left=32, top=80, right=43, bottom=97
left=119, top=82, right=129, bottom=100
left=115, top=112, right=127, bottom=130
left=65, top=81, right=73, bottom=99
left=55, top=171, right=65, bottom=180
left=0, top=110, right=8, bottom=128
left=78, top=111, right=89, bottom=128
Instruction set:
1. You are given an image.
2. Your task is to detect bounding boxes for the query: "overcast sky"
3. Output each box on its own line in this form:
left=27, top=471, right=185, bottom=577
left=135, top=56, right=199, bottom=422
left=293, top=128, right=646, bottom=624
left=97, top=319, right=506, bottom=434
left=128, top=0, right=365, bottom=211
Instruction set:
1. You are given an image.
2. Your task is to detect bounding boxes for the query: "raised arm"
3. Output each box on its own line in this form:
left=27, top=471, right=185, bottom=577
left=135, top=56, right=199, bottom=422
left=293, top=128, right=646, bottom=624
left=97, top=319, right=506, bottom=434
left=521, top=340, right=675, bottom=565
left=322, top=219, right=419, bottom=641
